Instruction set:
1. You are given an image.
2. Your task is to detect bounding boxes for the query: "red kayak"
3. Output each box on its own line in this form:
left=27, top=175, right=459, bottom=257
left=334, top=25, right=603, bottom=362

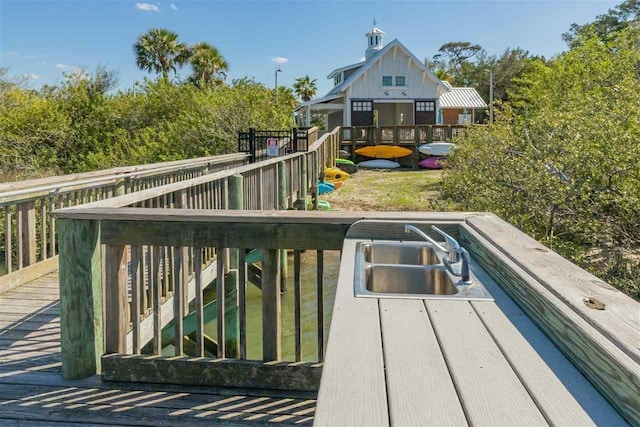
left=419, top=157, right=443, bottom=169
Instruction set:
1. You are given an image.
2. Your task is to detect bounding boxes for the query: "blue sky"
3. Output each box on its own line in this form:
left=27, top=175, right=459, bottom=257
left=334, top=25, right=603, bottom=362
left=0, top=0, right=620, bottom=96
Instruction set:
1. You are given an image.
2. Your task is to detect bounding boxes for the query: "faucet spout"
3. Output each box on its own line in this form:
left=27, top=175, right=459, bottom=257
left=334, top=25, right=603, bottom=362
left=403, top=225, right=448, bottom=253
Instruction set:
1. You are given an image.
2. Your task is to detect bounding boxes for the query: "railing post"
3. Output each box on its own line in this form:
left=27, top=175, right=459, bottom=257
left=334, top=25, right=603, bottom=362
left=446, top=125, right=453, bottom=141
left=428, top=125, right=433, bottom=143
left=105, top=244, right=128, bottom=354
left=249, top=127, right=256, bottom=163
left=18, top=201, right=36, bottom=267
left=350, top=127, right=356, bottom=162
left=261, top=248, right=281, bottom=361
left=58, top=218, right=103, bottom=379
left=413, top=125, right=420, bottom=170
left=225, top=174, right=242, bottom=358
left=114, top=178, right=126, bottom=197
left=277, top=161, right=288, bottom=292
left=299, top=155, right=308, bottom=210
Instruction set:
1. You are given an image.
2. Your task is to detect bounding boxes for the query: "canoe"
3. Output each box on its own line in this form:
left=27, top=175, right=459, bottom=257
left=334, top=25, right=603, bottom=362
left=418, top=142, right=455, bottom=156
left=339, top=150, right=351, bottom=159
left=318, top=182, right=335, bottom=195
left=335, top=162, right=359, bottom=175
left=358, top=159, right=401, bottom=169
left=325, top=167, right=350, bottom=182
left=356, top=145, right=412, bottom=159
left=419, top=157, right=443, bottom=170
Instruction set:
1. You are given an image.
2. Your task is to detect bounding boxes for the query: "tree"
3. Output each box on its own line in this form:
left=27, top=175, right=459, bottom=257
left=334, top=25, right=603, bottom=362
left=563, top=0, right=639, bottom=47
left=433, top=42, right=482, bottom=74
left=293, top=75, right=317, bottom=102
left=188, top=42, right=229, bottom=87
left=133, top=28, right=190, bottom=79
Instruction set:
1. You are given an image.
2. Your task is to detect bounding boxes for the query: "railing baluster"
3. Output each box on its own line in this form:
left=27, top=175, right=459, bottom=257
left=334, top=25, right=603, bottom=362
left=216, top=247, right=226, bottom=358
left=49, top=198, right=55, bottom=257
left=173, top=246, right=184, bottom=356
left=16, top=203, right=23, bottom=269
left=4, top=206, right=11, bottom=274
left=239, top=248, right=247, bottom=360
left=194, top=248, right=204, bottom=357
left=262, top=248, right=280, bottom=361
left=40, top=200, right=47, bottom=261
left=105, top=244, right=128, bottom=354
left=294, top=249, right=302, bottom=362
left=317, top=249, right=324, bottom=362
left=131, top=245, right=141, bottom=354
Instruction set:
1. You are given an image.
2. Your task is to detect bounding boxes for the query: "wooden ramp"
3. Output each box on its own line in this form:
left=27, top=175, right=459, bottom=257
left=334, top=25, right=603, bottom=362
left=0, top=272, right=316, bottom=426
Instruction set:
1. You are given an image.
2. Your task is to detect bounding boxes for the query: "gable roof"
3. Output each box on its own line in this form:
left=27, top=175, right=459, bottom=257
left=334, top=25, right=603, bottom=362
left=326, top=39, right=447, bottom=97
left=439, top=87, right=487, bottom=109
left=327, top=61, right=365, bottom=79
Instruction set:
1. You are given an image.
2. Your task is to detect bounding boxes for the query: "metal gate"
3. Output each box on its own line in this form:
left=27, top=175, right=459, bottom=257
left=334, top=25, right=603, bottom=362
left=238, top=128, right=311, bottom=163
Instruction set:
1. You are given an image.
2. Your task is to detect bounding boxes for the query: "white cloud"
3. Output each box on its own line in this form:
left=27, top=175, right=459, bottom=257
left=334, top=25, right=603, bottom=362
left=24, top=55, right=37, bottom=60
left=24, top=73, right=40, bottom=79
left=136, top=2, right=160, bottom=12
left=55, top=63, right=70, bottom=69
left=271, top=57, right=289, bottom=65
left=170, top=3, right=178, bottom=10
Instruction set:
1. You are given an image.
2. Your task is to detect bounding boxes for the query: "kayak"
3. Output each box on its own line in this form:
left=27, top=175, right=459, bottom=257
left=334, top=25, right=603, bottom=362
left=358, top=159, right=401, bottom=169
left=335, top=162, right=358, bottom=174
left=324, top=167, right=350, bottom=182
left=418, top=142, right=455, bottom=156
left=336, top=158, right=355, bottom=166
left=419, top=157, right=443, bottom=170
left=339, top=149, right=351, bottom=159
left=356, top=145, right=412, bottom=159
left=318, top=182, right=335, bottom=195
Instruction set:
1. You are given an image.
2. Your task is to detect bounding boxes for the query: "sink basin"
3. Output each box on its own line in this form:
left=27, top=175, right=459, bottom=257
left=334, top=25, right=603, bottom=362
left=354, top=239, right=494, bottom=301
left=365, top=265, right=457, bottom=295
left=361, top=242, right=439, bottom=265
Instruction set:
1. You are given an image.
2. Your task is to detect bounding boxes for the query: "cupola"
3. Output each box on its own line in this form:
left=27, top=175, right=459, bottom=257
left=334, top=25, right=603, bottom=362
left=365, top=20, right=385, bottom=60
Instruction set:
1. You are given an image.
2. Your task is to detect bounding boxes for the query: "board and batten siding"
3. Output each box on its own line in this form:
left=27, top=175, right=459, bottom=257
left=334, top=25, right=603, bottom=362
left=349, top=51, right=439, bottom=100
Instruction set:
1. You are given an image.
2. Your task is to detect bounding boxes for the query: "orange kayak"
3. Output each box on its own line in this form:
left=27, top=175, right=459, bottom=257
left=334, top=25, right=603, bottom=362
left=355, top=145, right=412, bottom=159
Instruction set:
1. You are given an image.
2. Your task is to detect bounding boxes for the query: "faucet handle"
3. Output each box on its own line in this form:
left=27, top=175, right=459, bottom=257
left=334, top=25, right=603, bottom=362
left=431, top=226, right=460, bottom=252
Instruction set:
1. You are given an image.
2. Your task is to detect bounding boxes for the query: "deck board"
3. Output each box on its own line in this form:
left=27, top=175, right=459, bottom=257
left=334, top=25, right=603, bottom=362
left=379, top=299, right=467, bottom=426
left=425, top=299, right=548, bottom=426
left=0, top=271, right=316, bottom=426
left=470, top=260, right=628, bottom=426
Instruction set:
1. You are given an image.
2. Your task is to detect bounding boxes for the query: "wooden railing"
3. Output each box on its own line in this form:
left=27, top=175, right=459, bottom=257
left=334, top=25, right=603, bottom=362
left=340, top=124, right=470, bottom=147
left=0, top=153, right=247, bottom=293
left=52, top=127, right=341, bottom=383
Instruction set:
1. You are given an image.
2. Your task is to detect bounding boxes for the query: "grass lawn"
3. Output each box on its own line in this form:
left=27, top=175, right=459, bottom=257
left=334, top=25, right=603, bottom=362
left=322, top=168, right=454, bottom=212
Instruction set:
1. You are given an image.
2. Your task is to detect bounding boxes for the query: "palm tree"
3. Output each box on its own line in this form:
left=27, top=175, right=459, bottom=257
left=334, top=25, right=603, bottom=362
left=293, top=75, right=317, bottom=101
left=188, top=42, right=229, bottom=87
left=133, top=28, right=190, bottom=79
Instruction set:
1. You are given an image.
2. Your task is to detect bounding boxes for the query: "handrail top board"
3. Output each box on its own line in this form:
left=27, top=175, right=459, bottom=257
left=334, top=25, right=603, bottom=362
left=0, top=152, right=246, bottom=194
left=0, top=153, right=247, bottom=205
left=52, top=207, right=479, bottom=223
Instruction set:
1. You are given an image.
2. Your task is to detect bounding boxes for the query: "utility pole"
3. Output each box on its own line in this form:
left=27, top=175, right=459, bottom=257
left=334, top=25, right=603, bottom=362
left=489, top=70, right=494, bottom=124
left=275, top=65, right=282, bottom=104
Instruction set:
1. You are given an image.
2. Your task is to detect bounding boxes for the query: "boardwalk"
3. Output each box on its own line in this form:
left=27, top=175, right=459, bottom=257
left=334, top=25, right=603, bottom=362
left=0, top=272, right=316, bottom=426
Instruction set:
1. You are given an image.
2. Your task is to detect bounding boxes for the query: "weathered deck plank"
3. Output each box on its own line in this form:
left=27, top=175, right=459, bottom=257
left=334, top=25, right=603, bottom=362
left=379, top=298, right=467, bottom=426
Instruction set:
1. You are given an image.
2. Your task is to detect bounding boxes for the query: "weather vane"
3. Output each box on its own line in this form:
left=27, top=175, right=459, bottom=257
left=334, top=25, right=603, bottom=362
left=373, top=18, right=377, bottom=26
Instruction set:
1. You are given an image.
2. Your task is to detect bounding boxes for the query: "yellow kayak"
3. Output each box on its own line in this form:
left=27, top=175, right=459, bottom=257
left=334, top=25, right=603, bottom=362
left=356, top=145, right=413, bottom=159
left=324, top=167, right=350, bottom=182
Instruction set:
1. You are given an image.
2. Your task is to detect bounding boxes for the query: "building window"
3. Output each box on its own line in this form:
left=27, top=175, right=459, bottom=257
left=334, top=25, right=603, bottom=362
left=334, top=74, right=342, bottom=86
left=352, top=100, right=373, bottom=111
left=395, top=76, right=406, bottom=86
left=382, top=76, right=393, bottom=86
left=416, top=101, right=435, bottom=112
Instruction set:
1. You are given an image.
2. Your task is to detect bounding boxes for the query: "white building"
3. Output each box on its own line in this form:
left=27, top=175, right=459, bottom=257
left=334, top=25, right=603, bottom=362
left=296, top=25, right=487, bottom=128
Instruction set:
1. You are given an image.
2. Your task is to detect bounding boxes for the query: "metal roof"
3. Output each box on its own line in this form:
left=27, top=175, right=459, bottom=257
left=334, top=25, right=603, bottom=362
left=439, top=87, right=487, bottom=109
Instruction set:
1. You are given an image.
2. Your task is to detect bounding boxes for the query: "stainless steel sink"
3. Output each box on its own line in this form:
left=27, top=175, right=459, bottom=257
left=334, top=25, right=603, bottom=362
left=354, top=239, right=493, bottom=301
left=361, top=242, right=440, bottom=265
left=364, top=265, right=457, bottom=295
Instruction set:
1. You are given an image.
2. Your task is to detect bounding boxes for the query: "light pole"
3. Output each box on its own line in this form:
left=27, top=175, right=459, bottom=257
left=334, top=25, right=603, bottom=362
left=489, top=69, right=494, bottom=124
left=275, top=65, right=282, bottom=104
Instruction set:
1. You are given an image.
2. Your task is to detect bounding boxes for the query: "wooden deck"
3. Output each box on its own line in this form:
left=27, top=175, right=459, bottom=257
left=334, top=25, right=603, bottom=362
left=315, top=237, right=630, bottom=426
left=0, top=272, right=316, bottom=426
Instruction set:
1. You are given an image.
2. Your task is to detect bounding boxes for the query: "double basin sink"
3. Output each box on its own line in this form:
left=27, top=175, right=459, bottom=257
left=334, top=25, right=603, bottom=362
left=354, top=240, right=493, bottom=300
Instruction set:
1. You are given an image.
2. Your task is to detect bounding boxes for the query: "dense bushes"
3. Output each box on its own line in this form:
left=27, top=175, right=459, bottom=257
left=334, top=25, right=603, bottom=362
left=0, top=74, right=296, bottom=176
left=442, top=28, right=640, bottom=297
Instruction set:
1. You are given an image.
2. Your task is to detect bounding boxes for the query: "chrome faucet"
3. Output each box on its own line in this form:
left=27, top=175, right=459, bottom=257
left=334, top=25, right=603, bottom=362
left=404, top=224, right=472, bottom=284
